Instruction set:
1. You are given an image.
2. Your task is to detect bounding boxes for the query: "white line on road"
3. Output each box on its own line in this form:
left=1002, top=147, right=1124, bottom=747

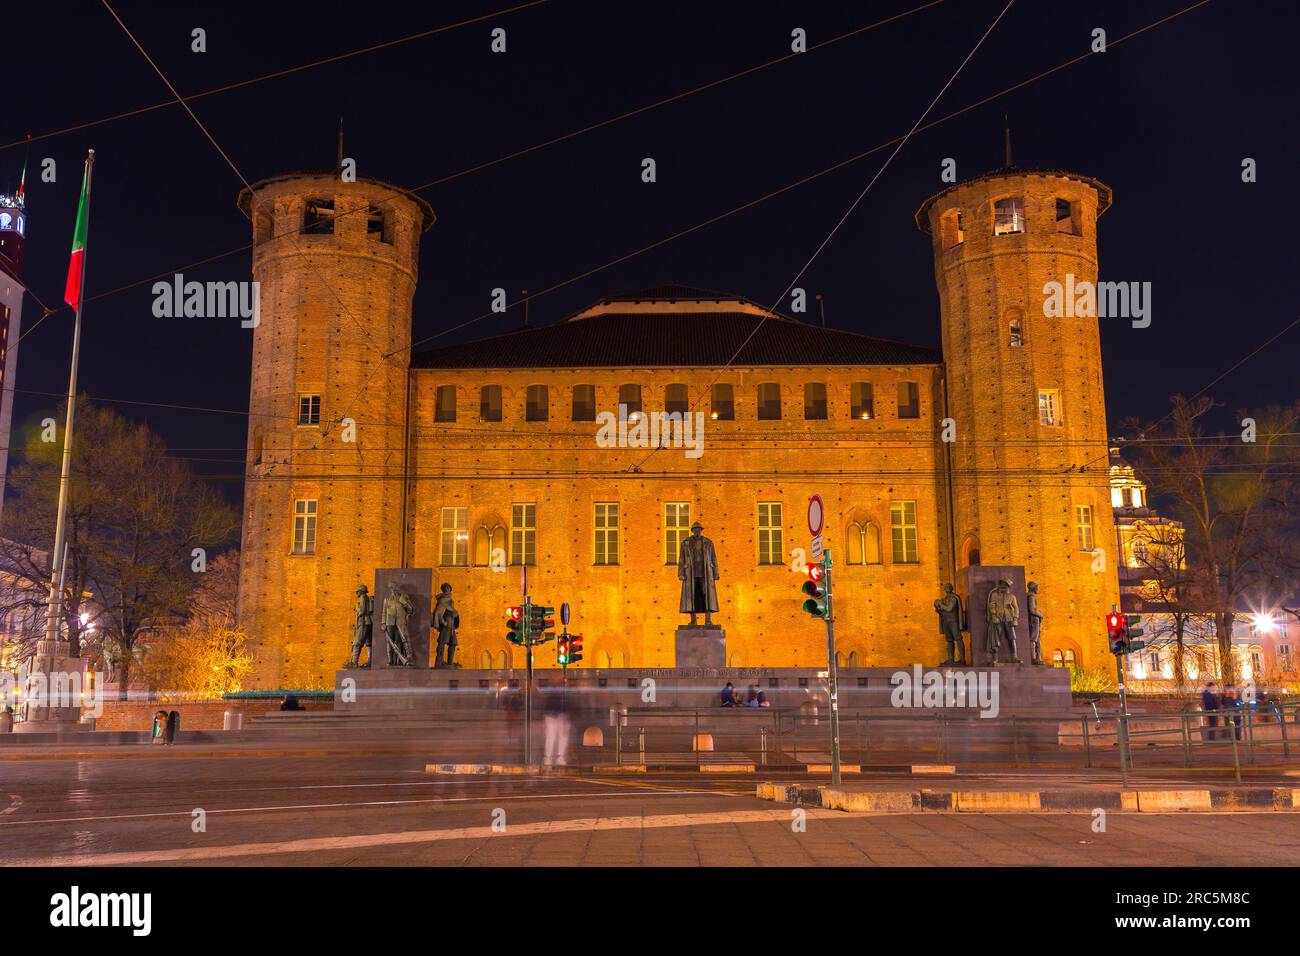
left=15, top=808, right=839, bottom=866
left=0, top=787, right=745, bottom=829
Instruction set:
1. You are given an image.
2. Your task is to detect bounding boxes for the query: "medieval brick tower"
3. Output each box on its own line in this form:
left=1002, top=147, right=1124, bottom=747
left=236, top=174, right=434, bottom=688
left=916, top=166, right=1120, bottom=669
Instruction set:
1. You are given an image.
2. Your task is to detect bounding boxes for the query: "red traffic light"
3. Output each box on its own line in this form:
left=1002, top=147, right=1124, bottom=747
left=506, top=606, right=522, bottom=622
left=1106, top=613, right=1123, bottom=634
left=806, top=563, right=825, bottom=584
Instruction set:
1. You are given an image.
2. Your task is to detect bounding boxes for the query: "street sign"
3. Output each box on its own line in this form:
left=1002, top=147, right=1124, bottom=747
left=807, top=495, right=824, bottom=536
left=810, top=534, right=824, bottom=562
left=560, top=602, right=571, bottom=626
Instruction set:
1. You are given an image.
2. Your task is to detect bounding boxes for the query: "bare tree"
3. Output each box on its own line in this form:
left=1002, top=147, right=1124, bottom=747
left=0, top=400, right=239, bottom=696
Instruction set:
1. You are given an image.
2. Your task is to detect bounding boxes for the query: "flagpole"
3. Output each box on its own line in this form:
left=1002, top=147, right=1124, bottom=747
left=40, top=150, right=93, bottom=657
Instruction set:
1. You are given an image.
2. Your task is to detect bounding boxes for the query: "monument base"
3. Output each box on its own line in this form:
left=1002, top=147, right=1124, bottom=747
left=674, top=626, right=726, bottom=668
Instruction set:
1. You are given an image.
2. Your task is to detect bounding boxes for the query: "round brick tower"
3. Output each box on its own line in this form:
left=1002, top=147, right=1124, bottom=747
left=236, top=174, right=434, bottom=688
left=917, top=167, right=1119, bottom=669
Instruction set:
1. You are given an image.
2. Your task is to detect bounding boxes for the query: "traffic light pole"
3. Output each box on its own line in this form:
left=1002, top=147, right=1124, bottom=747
left=823, top=549, right=842, bottom=786
left=1115, top=649, right=1129, bottom=787
left=524, top=596, right=533, bottom=767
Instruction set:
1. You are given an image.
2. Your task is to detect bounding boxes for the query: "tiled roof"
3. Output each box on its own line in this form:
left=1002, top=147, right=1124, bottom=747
left=412, top=311, right=940, bottom=369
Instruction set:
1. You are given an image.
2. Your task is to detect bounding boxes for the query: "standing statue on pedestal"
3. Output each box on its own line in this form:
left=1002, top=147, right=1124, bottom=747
left=1026, top=580, right=1044, bottom=666
left=678, top=521, right=720, bottom=627
left=985, top=579, right=1021, bottom=665
left=345, top=585, right=373, bottom=668
left=934, top=583, right=967, bottom=666
left=382, top=583, right=414, bottom=666
left=432, top=583, right=461, bottom=669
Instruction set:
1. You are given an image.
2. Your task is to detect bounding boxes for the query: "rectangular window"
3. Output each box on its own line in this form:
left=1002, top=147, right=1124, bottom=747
left=480, top=385, right=502, bottom=422
left=440, top=506, right=469, bottom=566
left=757, top=383, right=782, bottom=420
left=366, top=204, right=391, bottom=243
left=619, top=384, right=642, bottom=417
left=526, top=385, right=548, bottom=422
left=1280, top=645, right=1293, bottom=672
left=1076, top=505, right=1094, bottom=552
left=851, top=382, right=874, bottom=420
left=435, top=385, right=457, bottom=423
left=890, top=500, right=919, bottom=563
left=711, top=384, right=734, bottom=421
left=803, top=382, right=827, bottom=420
left=298, top=393, right=321, bottom=426
left=1038, top=389, right=1061, bottom=426
left=594, top=502, right=620, bottom=566
left=664, top=502, right=690, bottom=564
left=1055, top=198, right=1082, bottom=236
left=510, top=503, right=536, bottom=566
left=292, top=499, right=318, bottom=555
left=897, top=382, right=920, bottom=419
left=572, top=384, right=596, bottom=422
left=302, top=198, right=335, bottom=235
left=993, top=197, right=1025, bottom=236
left=665, top=384, right=689, bottom=415
left=757, top=501, right=783, bottom=565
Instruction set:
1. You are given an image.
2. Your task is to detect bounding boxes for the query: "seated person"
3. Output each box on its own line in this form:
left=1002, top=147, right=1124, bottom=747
left=720, top=682, right=736, bottom=707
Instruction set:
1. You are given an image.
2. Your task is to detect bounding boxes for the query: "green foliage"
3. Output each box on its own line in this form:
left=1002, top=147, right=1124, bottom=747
left=1069, top=664, right=1116, bottom=693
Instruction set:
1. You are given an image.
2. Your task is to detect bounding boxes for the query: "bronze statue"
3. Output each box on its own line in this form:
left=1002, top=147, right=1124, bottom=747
left=934, top=583, right=967, bottom=666
left=382, top=583, right=415, bottom=666
left=345, top=585, right=373, bottom=668
left=678, top=521, right=720, bottom=626
left=432, top=583, right=461, bottom=669
left=1027, top=581, right=1044, bottom=665
left=986, top=579, right=1021, bottom=665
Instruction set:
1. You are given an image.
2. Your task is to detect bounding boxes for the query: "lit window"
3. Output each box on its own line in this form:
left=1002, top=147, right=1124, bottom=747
left=1076, top=505, right=1094, bottom=552
left=1132, top=487, right=1143, bottom=508
left=1052, top=649, right=1064, bottom=667
left=435, top=385, right=456, bottom=423
left=510, top=503, right=536, bottom=566
left=480, top=385, right=502, bottom=422
left=664, top=503, right=690, bottom=564
left=993, top=197, right=1025, bottom=235
left=594, top=503, right=620, bottom=566
left=711, top=384, right=734, bottom=421
left=298, top=394, right=321, bottom=426
left=803, top=383, right=827, bottom=420
left=1111, top=487, right=1124, bottom=508
left=847, top=522, right=881, bottom=565
left=1064, top=649, right=1077, bottom=667
left=757, top=383, right=782, bottom=420
left=1038, top=389, right=1061, bottom=427
left=890, top=500, right=919, bottom=563
left=473, top=526, right=505, bottom=566
left=572, top=384, right=596, bottom=422
left=897, top=382, right=920, bottom=419
left=757, top=502, right=783, bottom=565
left=851, top=382, right=874, bottom=420
left=526, top=385, right=548, bottom=422
left=440, top=507, right=469, bottom=566
left=292, top=499, right=318, bottom=555
left=665, top=384, right=689, bottom=415
left=1009, top=320, right=1023, bottom=347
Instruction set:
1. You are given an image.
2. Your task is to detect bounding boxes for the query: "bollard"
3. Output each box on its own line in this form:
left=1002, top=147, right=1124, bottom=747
left=760, top=726, right=768, bottom=766
left=223, top=706, right=243, bottom=731
left=638, top=727, right=645, bottom=766
left=582, top=726, right=604, bottom=747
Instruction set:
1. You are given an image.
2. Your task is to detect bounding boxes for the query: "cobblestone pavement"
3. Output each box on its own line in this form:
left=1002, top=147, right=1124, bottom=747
left=2, top=755, right=1298, bottom=866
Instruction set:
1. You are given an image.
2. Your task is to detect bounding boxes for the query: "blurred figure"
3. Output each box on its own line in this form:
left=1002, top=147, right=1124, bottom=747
left=543, top=690, right=571, bottom=766
left=744, top=684, right=760, bottom=708
left=279, top=694, right=304, bottom=712
left=720, top=682, right=736, bottom=707
left=1201, top=681, right=1219, bottom=741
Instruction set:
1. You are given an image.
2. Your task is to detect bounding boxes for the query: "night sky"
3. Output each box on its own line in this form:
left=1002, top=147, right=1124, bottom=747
left=5, top=0, right=1297, bottom=502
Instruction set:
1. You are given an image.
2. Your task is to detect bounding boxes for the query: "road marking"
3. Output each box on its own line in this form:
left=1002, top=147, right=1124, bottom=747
left=15, top=808, right=841, bottom=866
left=0, top=788, right=741, bottom=829
left=1, top=793, right=21, bottom=816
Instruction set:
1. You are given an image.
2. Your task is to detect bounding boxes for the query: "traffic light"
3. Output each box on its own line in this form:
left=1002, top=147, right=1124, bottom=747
left=802, top=563, right=828, bottom=618
left=505, top=606, right=524, bottom=645
left=556, top=634, right=571, bottom=666
left=1124, top=614, right=1146, bottom=651
left=569, top=633, right=584, bottom=664
left=528, top=605, right=556, bottom=642
left=1106, top=610, right=1127, bottom=655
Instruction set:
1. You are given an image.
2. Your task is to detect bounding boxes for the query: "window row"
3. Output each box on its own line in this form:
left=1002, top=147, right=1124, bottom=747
left=430, top=500, right=921, bottom=567
left=939, top=196, right=1083, bottom=249
left=433, top=381, right=922, bottom=423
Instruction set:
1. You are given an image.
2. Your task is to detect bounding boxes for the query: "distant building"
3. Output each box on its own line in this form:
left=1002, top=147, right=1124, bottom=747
left=0, top=172, right=26, bottom=517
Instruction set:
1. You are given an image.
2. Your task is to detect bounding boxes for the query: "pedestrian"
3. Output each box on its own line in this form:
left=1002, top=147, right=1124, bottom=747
left=1225, top=687, right=1244, bottom=741
left=1201, top=681, right=1219, bottom=741
left=720, top=682, right=736, bottom=707
left=542, top=690, right=571, bottom=766
left=744, top=684, right=760, bottom=708
left=756, top=690, right=770, bottom=708
left=279, top=694, right=304, bottom=711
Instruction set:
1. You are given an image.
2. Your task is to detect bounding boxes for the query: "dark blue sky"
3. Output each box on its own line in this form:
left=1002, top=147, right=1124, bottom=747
left=5, top=0, right=1297, bottom=498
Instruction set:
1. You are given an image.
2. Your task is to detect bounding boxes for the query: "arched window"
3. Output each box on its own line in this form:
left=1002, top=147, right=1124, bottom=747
left=572, top=384, right=596, bottom=421
left=473, top=526, right=505, bottom=566
left=803, top=383, right=828, bottom=420
left=757, top=383, right=781, bottom=420
left=728, top=652, right=743, bottom=667
left=1052, top=649, right=1064, bottom=667
left=835, top=651, right=846, bottom=667
left=254, top=211, right=273, bottom=246
left=1009, top=320, right=1023, bottom=347
left=252, top=427, right=264, bottom=466
left=847, top=522, right=882, bottom=565
left=993, top=197, right=1025, bottom=235
left=479, top=385, right=502, bottom=422
left=962, top=535, right=981, bottom=567
left=480, top=650, right=493, bottom=669
left=496, top=651, right=509, bottom=669
left=847, top=651, right=859, bottom=668
left=1064, top=649, right=1077, bottom=667
left=525, top=385, right=548, bottom=421
left=940, top=208, right=964, bottom=249
left=435, top=385, right=456, bottom=423
left=1055, top=198, right=1082, bottom=236
left=711, top=384, right=734, bottom=420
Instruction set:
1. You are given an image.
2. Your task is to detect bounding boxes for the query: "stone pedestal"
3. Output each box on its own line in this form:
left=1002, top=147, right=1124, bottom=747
left=958, top=565, right=1040, bottom=668
left=13, top=641, right=88, bottom=733
left=674, top=626, right=726, bottom=668
left=371, top=568, right=433, bottom=670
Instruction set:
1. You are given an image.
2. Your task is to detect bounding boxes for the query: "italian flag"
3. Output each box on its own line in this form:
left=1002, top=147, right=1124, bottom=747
left=16, top=159, right=23, bottom=203
left=63, top=165, right=90, bottom=308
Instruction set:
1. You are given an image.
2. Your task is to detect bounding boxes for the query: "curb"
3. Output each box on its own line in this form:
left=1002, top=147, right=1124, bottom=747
left=755, top=783, right=1300, bottom=814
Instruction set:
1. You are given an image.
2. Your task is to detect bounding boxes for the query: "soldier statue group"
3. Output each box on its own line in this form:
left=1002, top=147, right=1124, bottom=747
left=342, top=521, right=1049, bottom=670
